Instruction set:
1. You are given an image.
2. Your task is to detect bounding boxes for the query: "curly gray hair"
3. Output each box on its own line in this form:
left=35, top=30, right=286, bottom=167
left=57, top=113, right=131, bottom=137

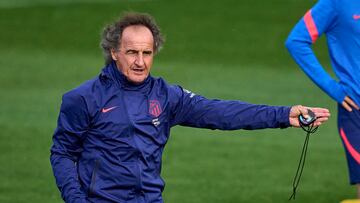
left=100, top=12, right=165, bottom=65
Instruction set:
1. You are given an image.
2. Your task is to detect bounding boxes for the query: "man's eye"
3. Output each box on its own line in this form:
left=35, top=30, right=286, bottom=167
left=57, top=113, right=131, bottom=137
left=126, top=50, right=137, bottom=55
left=143, top=51, right=153, bottom=56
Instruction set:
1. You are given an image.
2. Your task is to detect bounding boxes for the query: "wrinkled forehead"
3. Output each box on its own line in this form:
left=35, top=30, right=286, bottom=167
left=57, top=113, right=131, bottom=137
left=120, top=25, right=154, bottom=48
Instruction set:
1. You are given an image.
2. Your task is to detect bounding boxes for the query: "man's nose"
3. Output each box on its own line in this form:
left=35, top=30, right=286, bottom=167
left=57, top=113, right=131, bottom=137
left=134, top=54, right=145, bottom=67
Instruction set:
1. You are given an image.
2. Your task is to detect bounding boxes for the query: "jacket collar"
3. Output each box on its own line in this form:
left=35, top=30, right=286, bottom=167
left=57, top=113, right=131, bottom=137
left=101, top=61, right=152, bottom=92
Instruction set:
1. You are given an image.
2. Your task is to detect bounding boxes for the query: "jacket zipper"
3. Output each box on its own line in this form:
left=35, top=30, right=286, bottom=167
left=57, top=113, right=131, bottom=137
left=121, top=92, right=143, bottom=196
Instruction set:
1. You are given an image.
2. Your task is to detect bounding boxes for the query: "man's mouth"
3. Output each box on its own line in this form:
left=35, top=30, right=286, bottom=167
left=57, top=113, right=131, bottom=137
left=132, top=68, right=145, bottom=73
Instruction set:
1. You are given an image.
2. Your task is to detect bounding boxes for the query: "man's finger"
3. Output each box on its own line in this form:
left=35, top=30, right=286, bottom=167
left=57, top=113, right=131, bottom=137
left=308, top=107, right=330, bottom=118
left=342, top=100, right=353, bottom=112
left=315, top=117, right=329, bottom=123
left=345, top=96, right=360, bottom=110
left=313, top=112, right=331, bottom=118
left=309, top=107, right=330, bottom=113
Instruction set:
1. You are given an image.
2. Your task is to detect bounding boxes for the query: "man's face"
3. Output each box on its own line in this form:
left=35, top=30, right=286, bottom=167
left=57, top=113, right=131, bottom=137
left=111, top=25, right=154, bottom=84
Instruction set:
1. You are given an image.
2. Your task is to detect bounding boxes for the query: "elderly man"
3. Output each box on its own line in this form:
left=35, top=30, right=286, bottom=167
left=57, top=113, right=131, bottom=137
left=50, top=12, right=330, bottom=203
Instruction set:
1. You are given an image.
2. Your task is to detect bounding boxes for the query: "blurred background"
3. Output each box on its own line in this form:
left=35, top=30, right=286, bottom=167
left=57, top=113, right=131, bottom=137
left=0, top=0, right=350, bottom=202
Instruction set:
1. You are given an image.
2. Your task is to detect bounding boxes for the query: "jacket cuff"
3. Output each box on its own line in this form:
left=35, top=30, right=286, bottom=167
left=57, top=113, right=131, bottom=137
left=279, top=106, right=291, bottom=129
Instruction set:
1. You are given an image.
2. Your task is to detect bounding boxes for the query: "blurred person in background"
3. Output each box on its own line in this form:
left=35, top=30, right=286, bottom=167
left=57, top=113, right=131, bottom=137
left=286, top=0, right=360, bottom=202
left=50, top=12, right=330, bottom=203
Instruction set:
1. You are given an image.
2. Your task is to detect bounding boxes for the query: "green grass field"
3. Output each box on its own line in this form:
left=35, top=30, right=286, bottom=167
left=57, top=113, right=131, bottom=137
left=0, top=0, right=353, bottom=202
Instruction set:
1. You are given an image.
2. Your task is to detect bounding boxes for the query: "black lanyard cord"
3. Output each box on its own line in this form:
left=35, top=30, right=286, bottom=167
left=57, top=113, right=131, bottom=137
left=289, top=123, right=318, bottom=200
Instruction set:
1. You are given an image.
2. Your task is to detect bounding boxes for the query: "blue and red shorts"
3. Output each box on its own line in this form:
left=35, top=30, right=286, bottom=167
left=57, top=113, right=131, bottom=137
left=338, top=104, right=360, bottom=184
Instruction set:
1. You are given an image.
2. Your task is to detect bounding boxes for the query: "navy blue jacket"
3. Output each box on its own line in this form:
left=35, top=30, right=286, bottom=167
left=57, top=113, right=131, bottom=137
left=50, top=62, right=291, bottom=203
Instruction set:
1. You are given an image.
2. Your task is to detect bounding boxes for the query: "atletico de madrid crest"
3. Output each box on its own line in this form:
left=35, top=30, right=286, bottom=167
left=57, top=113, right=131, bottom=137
left=149, top=100, right=162, bottom=117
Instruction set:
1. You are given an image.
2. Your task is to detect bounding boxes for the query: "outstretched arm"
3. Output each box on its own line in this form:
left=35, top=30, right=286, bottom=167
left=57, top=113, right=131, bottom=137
left=169, top=86, right=328, bottom=130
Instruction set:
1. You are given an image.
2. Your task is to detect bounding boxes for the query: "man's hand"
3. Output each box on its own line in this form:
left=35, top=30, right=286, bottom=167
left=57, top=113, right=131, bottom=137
left=289, top=105, right=330, bottom=127
left=342, top=96, right=360, bottom=112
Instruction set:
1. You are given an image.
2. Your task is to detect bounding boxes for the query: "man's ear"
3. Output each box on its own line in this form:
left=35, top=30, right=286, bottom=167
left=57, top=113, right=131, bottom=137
left=110, top=49, right=117, bottom=61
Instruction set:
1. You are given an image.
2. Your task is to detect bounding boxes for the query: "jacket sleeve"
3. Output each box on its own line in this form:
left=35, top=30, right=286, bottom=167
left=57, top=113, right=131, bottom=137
left=50, top=91, right=89, bottom=203
left=169, top=86, right=291, bottom=130
left=285, top=0, right=345, bottom=103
